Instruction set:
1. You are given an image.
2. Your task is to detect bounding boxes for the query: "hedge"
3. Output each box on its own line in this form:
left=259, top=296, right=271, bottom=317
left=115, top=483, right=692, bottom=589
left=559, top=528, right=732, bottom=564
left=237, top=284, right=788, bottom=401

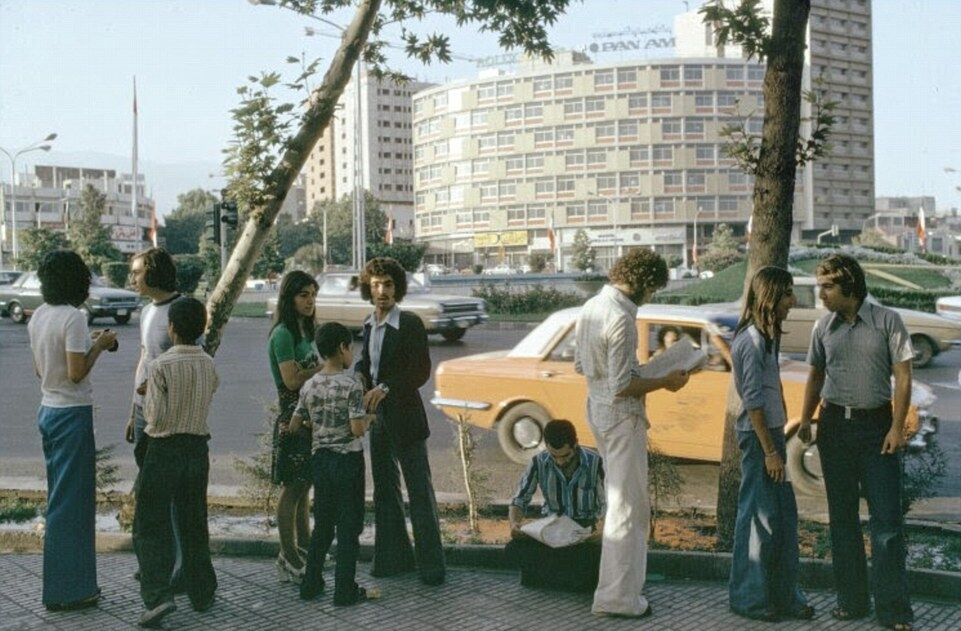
left=473, top=283, right=584, bottom=314
left=173, top=254, right=205, bottom=295
left=869, top=287, right=958, bottom=313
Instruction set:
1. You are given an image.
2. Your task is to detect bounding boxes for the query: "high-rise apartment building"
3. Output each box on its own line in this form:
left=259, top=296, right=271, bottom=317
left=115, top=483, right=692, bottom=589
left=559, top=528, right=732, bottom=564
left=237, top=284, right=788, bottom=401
left=676, top=0, right=876, bottom=237
left=299, top=71, right=433, bottom=240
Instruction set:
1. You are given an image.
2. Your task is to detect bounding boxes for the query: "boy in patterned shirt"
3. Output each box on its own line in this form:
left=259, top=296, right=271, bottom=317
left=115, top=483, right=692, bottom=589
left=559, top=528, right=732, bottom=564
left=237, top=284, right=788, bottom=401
left=290, top=322, right=378, bottom=606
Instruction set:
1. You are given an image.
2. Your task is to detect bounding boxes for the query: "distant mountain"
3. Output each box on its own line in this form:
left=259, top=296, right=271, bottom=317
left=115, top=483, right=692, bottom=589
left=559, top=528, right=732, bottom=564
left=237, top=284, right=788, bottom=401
left=15, top=150, right=225, bottom=221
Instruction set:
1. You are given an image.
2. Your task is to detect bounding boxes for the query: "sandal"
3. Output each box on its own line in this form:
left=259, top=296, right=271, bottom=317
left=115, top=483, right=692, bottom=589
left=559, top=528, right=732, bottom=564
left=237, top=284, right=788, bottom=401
left=882, top=623, right=912, bottom=630
left=831, top=607, right=868, bottom=621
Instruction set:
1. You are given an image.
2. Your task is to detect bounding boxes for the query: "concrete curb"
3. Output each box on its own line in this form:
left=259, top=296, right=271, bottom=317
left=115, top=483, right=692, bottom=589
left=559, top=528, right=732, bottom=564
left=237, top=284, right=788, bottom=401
left=3, top=531, right=958, bottom=603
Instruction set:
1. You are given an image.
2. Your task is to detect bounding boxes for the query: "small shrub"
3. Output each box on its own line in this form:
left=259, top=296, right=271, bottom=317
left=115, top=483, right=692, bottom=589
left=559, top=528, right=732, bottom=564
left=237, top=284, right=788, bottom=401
left=648, top=444, right=683, bottom=540
left=528, top=252, right=548, bottom=273
left=0, top=498, right=41, bottom=523
left=102, top=261, right=130, bottom=289
left=472, top=263, right=484, bottom=275
left=173, top=254, right=205, bottom=295
left=698, top=250, right=744, bottom=273
left=233, top=409, right=279, bottom=530
left=95, top=444, right=120, bottom=495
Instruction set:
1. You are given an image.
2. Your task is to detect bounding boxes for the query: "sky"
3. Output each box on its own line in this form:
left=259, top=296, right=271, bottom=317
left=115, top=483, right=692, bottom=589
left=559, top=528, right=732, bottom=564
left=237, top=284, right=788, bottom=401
left=1, top=0, right=960, bottom=215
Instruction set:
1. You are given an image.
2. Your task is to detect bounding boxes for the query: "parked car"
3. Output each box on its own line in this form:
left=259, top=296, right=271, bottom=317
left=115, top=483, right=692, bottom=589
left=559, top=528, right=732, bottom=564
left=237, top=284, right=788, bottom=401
left=266, top=272, right=488, bottom=342
left=0, top=271, right=142, bottom=325
left=483, top=264, right=517, bottom=276
left=935, top=295, right=961, bottom=322
left=703, top=276, right=961, bottom=368
left=431, top=304, right=938, bottom=495
left=424, top=263, right=448, bottom=276
left=0, top=270, right=23, bottom=285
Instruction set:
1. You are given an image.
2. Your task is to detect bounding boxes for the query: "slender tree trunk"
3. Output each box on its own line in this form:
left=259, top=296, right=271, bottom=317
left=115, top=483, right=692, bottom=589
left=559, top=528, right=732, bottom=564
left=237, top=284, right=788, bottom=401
left=203, top=0, right=383, bottom=356
left=715, top=0, right=810, bottom=549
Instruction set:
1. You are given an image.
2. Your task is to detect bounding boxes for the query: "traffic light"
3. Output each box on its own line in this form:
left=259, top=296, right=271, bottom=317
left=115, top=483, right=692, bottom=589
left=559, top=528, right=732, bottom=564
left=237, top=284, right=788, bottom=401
left=221, top=200, right=239, bottom=227
left=205, top=202, right=221, bottom=245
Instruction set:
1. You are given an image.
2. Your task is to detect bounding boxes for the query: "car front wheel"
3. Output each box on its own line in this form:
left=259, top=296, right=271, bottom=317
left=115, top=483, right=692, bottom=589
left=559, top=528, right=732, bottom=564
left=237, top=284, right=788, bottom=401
left=497, top=402, right=550, bottom=464
left=785, top=426, right=824, bottom=496
left=441, top=328, right=466, bottom=342
left=8, top=301, right=27, bottom=324
left=114, top=314, right=132, bottom=325
left=911, top=335, right=936, bottom=369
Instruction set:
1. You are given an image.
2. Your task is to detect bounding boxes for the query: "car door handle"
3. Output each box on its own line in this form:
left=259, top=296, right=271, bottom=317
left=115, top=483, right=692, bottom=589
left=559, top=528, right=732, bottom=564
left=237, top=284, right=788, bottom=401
left=539, top=370, right=556, bottom=378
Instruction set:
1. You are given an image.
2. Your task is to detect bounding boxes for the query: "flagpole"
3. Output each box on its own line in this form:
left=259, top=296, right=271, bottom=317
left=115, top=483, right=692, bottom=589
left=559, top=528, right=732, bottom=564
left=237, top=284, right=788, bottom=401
left=131, top=76, right=139, bottom=219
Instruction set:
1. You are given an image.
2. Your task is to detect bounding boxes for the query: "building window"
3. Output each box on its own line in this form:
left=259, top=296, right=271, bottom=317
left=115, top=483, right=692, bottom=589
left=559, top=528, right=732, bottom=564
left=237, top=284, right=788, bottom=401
left=496, top=82, right=514, bottom=98
left=528, top=204, right=546, bottom=221
left=718, top=196, right=739, bottom=214
left=695, top=93, right=714, bottom=112
left=629, top=145, right=650, bottom=166
left=585, top=96, right=606, bottom=116
left=565, top=203, right=586, bottom=221
left=535, top=178, right=555, bottom=197
left=497, top=132, right=515, bottom=149
left=660, top=66, right=680, bottom=85
left=595, top=122, right=615, bottom=142
left=651, top=93, right=672, bottom=112
left=478, top=135, right=497, bottom=153
left=499, top=181, right=516, bottom=199
left=664, top=171, right=683, bottom=193
left=525, top=103, right=543, bottom=120
left=630, top=198, right=651, bottom=219
left=472, top=109, right=489, bottom=127
left=477, top=84, right=495, bottom=101
left=555, top=74, right=574, bottom=92
left=586, top=149, right=607, bottom=168
left=533, top=77, right=552, bottom=94
left=617, top=68, right=637, bottom=87
left=628, top=93, right=648, bottom=112
left=505, top=156, right=524, bottom=174
left=564, top=99, right=584, bottom=116
left=652, top=145, right=673, bottom=165
left=557, top=177, right=575, bottom=196
left=526, top=154, right=544, bottom=171
left=587, top=199, right=608, bottom=220
left=596, top=174, right=616, bottom=193
left=725, top=66, right=744, bottom=85
left=654, top=198, right=675, bottom=216
left=686, top=119, right=705, bottom=139
left=473, top=159, right=491, bottom=176
left=620, top=172, right=640, bottom=192
left=534, top=128, right=554, bottom=147
left=556, top=126, right=575, bottom=145
left=480, top=183, right=497, bottom=202
left=618, top=120, right=638, bottom=140
left=696, top=197, right=716, bottom=212
left=717, top=92, right=738, bottom=109
left=683, top=66, right=703, bottom=82
left=747, top=65, right=765, bottom=82
left=696, top=145, right=716, bottom=165
left=504, top=105, right=523, bottom=124
left=594, top=70, right=614, bottom=89
left=507, top=206, right=526, bottom=225
left=660, top=119, right=681, bottom=139
left=565, top=152, right=585, bottom=169
left=686, top=171, right=706, bottom=192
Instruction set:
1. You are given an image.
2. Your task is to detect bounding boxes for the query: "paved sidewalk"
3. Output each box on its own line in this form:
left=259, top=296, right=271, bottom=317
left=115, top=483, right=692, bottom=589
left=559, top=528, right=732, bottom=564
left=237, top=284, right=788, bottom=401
left=1, top=553, right=959, bottom=630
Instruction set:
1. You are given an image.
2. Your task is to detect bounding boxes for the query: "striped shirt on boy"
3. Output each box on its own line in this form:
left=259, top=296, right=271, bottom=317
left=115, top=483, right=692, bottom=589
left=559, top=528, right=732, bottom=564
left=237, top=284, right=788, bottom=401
left=143, top=345, right=218, bottom=438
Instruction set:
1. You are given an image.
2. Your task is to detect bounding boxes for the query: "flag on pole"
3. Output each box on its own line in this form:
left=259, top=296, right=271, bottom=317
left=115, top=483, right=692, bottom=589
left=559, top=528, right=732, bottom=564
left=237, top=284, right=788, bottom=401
left=148, top=204, right=158, bottom=247
left=547, top=215, right=557, bottom=252
left=916, top=206, right=926, bottom=250
left=131, top=76, right=139, bottom=219
left=385, top=213, right=394, bottom=245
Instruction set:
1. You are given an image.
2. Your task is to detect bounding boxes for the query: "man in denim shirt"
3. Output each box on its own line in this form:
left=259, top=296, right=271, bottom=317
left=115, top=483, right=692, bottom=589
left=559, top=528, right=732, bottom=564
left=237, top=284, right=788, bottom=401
left=505, top=420, right=604, bottom=592
left=799, top=254, right=915, bottom=630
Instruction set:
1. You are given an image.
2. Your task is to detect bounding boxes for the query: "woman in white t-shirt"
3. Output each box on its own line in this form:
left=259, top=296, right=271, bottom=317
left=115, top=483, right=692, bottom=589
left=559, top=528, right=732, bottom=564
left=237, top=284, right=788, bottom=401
left=28, top=250, right=117, bottom=611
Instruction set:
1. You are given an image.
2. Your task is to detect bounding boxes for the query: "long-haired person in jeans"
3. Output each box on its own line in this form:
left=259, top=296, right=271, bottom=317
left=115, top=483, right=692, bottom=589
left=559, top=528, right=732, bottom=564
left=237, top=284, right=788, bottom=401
left=267, top=271, right=322, bottom=583
left=28, top=250, right=117, bottom=610
left=728, top=266, right=812, bottom=622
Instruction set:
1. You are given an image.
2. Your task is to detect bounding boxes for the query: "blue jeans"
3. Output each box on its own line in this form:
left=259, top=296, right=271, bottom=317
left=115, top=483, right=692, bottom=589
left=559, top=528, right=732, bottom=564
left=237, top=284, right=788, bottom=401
left=38, top=405, right=99, bottom=606
left=302, top=449, right=366, bottom=605
left=817, top=403, right=912, bottom=626
left=133, top=404, right=184, bottom=587
left=729, top=429, right=807, bottom=618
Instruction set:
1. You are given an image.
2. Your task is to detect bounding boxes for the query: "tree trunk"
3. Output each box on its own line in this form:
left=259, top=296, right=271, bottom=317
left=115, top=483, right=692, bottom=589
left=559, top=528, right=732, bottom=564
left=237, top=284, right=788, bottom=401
left=203, top=0, right=383, bottom=356
left=715, top=0, right=811, bottom=550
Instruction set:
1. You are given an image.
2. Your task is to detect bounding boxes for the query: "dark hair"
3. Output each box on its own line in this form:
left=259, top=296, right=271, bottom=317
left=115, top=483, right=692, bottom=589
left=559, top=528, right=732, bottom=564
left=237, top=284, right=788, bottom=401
left=608, top=249, right=669, bottom=294
left=657, top=325, right=682, bottom=349
left=543, top=419, right=578, bottom=449
left=132, top=247, right=177, bottom=292
left=359, top=257, right=408, bottom=303
left=315, top=322, right=353, bottom=360
left=38, top=250, right=91, bottom=307
left=168, top=297, right=207, bottom=344
left=736, top=266, right=794, bottom=349
left=816, top=253, right=867, bottom=300
left=272, top=270, right=318, bottom=345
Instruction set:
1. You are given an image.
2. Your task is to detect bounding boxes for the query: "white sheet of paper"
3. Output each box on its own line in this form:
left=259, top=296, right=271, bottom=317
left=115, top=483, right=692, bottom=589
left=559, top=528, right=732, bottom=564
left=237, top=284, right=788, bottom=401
left=633, top=336, right=708, bottom=380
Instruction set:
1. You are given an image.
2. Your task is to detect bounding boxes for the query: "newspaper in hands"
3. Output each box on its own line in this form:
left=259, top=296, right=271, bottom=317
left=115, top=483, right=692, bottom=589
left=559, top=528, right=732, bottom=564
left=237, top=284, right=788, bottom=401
left=520, top=514, right=592, bottom=548
left=633, top=335, right=708, bottom=380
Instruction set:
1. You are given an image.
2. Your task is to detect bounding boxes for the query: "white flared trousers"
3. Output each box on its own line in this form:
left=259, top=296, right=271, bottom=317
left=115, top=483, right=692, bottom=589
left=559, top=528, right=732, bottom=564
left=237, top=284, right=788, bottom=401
left=587, top=397, right=650, bottom=616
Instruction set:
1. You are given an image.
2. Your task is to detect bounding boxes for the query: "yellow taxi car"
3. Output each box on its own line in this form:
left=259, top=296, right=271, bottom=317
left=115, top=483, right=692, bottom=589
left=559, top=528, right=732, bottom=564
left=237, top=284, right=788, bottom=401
left=432, top=305, right=939, bottom=494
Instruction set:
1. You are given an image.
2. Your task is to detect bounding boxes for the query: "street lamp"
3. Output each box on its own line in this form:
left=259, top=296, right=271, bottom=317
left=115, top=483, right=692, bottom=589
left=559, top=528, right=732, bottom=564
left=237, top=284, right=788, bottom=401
left=249, top=0, right=367, bottom=270
left=692, top=207, right=709, bottom=273
left=0, top=132, right=57, bottom=269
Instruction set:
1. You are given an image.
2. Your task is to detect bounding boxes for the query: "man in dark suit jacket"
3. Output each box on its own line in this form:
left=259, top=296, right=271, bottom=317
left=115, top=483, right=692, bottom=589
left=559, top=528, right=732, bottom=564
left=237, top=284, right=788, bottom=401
left=355, top=257, right=445, bottom=585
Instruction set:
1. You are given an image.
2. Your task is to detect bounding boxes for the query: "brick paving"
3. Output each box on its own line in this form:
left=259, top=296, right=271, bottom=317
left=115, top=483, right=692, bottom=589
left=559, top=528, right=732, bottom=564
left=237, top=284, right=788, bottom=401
left=1, top=553, right=958, bottom=630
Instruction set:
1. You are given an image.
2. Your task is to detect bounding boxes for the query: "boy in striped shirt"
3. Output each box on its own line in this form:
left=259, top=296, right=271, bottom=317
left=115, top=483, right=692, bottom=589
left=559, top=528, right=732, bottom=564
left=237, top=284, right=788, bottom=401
left=133, top=297, right=219, bottom=628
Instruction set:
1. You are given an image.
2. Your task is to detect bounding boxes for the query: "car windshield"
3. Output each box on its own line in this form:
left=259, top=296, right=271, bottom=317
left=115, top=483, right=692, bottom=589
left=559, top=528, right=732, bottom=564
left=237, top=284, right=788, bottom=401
left=90, top=275, right=106, bottom=287
left=509, top=310, right=576, bottom=357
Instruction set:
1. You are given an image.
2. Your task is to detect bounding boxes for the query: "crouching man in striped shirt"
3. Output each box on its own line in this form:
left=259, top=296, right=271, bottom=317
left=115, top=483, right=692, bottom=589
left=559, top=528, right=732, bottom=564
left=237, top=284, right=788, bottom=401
left=133, top=297, right=219, bottom=628
left=505, top=420, right=605, bottom=592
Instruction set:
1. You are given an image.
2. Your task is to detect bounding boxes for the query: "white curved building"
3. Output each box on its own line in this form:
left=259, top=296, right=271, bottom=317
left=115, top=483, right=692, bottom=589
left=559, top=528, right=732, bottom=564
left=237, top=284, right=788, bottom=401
left=412, top=52, right=801, bottom=270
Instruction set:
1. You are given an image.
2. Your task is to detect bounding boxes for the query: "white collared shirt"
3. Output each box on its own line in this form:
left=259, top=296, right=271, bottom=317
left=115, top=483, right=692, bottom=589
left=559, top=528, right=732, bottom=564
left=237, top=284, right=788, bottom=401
left=365, top=305, right=401, bottom=383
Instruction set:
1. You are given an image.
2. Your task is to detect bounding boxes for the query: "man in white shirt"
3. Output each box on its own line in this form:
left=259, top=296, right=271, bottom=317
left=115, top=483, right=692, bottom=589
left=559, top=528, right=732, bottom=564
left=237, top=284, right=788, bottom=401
left=574, top=249, right=689, bottom=618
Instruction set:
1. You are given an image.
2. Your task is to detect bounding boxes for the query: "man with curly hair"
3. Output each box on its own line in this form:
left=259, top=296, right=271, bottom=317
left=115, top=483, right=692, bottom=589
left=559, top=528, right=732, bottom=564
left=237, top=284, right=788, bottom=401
left=574, top=249, right=690, bottom=618
left=355, top=257, right=445, bottom=585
